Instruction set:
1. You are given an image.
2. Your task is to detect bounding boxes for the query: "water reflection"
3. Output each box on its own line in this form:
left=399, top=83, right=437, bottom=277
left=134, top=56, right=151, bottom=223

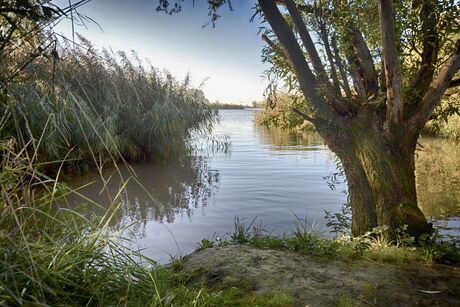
left=416, top=137, right=460, bottom=218
left=67, top=156, right=220, bottom=237
left=254, top=125, right=327, bottom=152
left=256, top=125, right=460, bottom=222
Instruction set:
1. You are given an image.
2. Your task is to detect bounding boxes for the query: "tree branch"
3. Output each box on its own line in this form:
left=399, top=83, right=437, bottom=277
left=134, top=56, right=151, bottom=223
left=377, top=0, right=403, bottom=130
left=331, top=36, right=352, bottom=98
left=346, top=51, right=367, bottom=99
left=261, top=33, right=275, bottom=48
left=346, top=23, right=379, bottom=97
left=318, top=19, right=341, bottom=96
left=292, top=107, right=315, bottom=122
left=408, top=40, right=460, bottom=131
left=408, top=0, right=438, bottom=100
left=283, top=0, right=329, bottom=88
left=258, top=0, right=335, bottom=118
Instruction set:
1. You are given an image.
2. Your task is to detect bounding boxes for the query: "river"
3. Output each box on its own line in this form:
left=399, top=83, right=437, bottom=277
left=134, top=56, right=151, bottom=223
left=66, top=109, right=460, bottom=262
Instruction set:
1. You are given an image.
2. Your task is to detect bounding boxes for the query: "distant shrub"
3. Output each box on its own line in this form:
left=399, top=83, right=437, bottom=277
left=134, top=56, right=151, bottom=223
left=254, top=93, right=314, bottom=131
left=208, top=102, right=245, bottom=109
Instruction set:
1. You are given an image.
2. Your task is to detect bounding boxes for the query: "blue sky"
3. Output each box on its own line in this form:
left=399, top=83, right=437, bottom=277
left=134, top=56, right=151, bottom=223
left=54, top=0, right=268, bottom=104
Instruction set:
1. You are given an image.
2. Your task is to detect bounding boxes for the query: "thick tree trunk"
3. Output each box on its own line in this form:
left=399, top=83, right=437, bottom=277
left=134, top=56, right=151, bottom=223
left=257, top=0, right=449, bottom=238
left=317, top=110, right=432, bottom=237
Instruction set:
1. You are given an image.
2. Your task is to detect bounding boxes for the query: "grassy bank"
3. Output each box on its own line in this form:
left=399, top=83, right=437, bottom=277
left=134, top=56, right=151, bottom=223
left=184, top=244, right=460, bottom=306
left=199, top=217, right=459, bottom=265
left=183, top=219, right=460, bottom=306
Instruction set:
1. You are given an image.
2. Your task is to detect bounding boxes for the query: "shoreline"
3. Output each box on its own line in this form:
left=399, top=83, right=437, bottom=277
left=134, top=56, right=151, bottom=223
left=181, top=243, right=460, bottom=306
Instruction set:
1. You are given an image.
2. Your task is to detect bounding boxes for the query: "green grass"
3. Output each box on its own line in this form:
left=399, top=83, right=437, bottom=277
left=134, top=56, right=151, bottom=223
left=200, top=217, right=460, bottom=265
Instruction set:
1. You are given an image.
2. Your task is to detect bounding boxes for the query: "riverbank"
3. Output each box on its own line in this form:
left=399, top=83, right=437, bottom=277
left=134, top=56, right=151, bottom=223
left=175, top=217, right=460, bottom=306
left=183, top=244, right=460, bottom=306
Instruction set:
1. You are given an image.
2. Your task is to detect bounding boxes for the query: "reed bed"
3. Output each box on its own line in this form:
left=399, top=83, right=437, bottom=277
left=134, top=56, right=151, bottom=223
left=2, top=37, right=217, bottom=173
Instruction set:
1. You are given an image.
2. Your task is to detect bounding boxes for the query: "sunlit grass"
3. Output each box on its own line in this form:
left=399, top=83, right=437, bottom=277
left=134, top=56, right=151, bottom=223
left=200, top=217, right=460, bottom=265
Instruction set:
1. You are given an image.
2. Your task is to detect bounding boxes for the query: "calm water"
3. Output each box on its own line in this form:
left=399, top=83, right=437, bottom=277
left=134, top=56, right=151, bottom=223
left=67, top=109, right=460, bottom=262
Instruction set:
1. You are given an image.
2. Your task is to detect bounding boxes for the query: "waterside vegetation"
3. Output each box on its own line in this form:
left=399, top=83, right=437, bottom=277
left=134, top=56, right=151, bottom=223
left=254, top=93, right=315, bottom=131
left=1, top=1, right=459, bottom=306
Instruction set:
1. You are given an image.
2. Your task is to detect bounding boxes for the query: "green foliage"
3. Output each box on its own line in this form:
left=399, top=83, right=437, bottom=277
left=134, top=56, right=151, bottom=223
left=230, top=216, right=260, bottom=244
left=199, top=238, right=215, bottom=249
left=324, top=202, right=352, bottom=236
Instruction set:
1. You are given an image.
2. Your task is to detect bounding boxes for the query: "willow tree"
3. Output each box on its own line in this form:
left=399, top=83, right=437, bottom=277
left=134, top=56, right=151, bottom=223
left=159, top=0, right=460, bottom=237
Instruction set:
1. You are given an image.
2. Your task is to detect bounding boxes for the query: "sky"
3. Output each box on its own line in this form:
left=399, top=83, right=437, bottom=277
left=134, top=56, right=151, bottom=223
left=53, top=0, right=268, bottom=104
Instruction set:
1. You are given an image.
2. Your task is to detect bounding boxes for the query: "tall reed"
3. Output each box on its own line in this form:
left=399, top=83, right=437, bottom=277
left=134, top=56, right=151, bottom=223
left=2, top=36, right=217, bottom=173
